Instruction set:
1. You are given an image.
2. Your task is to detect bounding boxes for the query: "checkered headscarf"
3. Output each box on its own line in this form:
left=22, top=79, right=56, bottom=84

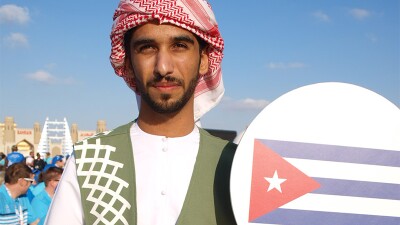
left=110, top=0, right=224, bottom=121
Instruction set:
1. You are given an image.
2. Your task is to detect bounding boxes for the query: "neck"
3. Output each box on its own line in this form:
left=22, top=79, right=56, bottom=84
left=137, top=100, right=195, bottom=137
left=5, top=183, right=20, bottom=199
left=45, top=186, right=54, bottom=198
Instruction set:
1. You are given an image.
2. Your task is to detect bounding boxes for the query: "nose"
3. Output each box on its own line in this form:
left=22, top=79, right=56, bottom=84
left=154, top=49, right=173, bottom=77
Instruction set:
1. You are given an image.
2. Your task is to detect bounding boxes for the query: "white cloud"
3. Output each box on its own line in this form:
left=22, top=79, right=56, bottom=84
left=313, top=11, right=330, bottom=22
left=222, top=98, right=269, bottom=111
left=3, top=32, right=28, bottom=47
left=267, top=62, right=306, bottom=70
left=0, top=4, right=30, bottom=24
left=349, top=8, right=371, bottom=20
left=26, top=70, right=76, bottom=85
left=26, top=70, right=56, bottom=84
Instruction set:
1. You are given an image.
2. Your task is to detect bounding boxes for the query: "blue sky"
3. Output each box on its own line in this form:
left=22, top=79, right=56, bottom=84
left=0, top=0, right=399, bottom=134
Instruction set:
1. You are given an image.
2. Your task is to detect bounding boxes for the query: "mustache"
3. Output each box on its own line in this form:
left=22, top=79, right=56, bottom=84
left=147, top=75, right=184, bottom=86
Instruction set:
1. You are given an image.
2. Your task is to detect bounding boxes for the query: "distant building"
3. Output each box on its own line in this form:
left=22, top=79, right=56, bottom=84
left=0, top=116, right=237, bottom=157
left=0, top=116, right=107, bottom=157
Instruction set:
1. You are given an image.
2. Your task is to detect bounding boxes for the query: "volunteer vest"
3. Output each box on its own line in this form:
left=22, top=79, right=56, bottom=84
left=74, top=121, right=237, bottom=225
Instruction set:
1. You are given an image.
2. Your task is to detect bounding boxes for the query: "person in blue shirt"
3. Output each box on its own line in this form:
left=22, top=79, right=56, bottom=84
left=31, top=164, right=56, bottom=197
left=0, top=153, right=6, bottom=167
left=44, top=153, right=52, bottom=165
left=51, top=155, right=65, bottom=168
left=5, top=145, right=25, bottom=167
left=0, top=163, right=39, bottom=225
left=31, top=166, right=63, bottom=225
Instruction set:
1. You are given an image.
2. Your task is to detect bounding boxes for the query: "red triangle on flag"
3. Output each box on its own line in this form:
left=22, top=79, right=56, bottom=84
left=248, top=139, right=320, bottom=222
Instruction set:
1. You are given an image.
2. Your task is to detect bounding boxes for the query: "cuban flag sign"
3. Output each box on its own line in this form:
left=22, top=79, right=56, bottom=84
left=230, top=82, right=400, bottom=225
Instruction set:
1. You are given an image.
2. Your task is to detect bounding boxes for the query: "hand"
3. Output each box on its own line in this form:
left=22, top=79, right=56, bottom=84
left=29, top=218, right=40, bottom=225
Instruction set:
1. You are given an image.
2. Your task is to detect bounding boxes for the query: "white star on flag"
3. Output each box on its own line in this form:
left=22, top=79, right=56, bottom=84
left=264, top=170, right=287, bottom=193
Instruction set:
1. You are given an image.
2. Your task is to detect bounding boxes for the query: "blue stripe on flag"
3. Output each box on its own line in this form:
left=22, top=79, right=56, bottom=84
left=259, top=139, right=400, bottom=167
left=252, top=208, right=400, bottom=225
left=312, top=177, right=400, bottom=200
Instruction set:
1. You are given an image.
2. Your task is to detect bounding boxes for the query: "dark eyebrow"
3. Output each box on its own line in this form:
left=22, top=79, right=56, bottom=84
left=173, top=35, right=195, bottom=44
left=132, top=38, right=154, bottom=48
left=131, top=35, right=196, bottom=48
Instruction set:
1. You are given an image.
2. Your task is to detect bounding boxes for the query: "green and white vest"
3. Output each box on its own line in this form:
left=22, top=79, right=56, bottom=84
left=74, top=121, right=237, bottom=225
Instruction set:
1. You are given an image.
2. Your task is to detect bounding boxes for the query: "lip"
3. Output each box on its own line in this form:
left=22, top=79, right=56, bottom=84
left=152, top=82, right=180, bottom=91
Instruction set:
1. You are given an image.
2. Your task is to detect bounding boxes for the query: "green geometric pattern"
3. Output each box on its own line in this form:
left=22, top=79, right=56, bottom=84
left=75, top=138, right=131, bottom=225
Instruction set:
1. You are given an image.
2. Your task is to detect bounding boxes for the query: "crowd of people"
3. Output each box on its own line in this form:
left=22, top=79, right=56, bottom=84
left=0, top=145, right=66, bottom=225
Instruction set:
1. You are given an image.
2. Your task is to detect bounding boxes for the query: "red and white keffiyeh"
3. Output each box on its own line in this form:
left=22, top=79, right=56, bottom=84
left=110, top=0, right=225, bottom=121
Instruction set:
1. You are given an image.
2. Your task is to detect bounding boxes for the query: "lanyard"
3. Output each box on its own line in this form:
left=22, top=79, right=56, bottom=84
left=5, top=186, right=25, bottom=225
left=14, top=199, right=24, bottom=225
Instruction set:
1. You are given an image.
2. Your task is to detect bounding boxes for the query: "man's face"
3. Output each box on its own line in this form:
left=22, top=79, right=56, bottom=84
left=20, top=174, right=34, bottom=194
left=126, top=22, right=209, bottom=114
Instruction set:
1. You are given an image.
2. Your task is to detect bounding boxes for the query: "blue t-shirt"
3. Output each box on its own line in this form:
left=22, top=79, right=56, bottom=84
left=26, top=186, right=35, bottom=202
left=0, top=185, right=38, bottom=225
left=45, top=157, right=52, bottom=165
left=31, top=189, right=51, bottom=225
left=32, top=182, right=45, bottom=196
left=6, top=152, right=24, bottom=166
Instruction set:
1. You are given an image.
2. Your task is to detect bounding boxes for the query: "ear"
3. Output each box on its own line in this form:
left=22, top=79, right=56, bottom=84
left=17, top=178, right=25, bottom=187
left=199, top=49, right=209, bottom=76
left=124, top=56, right=135, bottom=79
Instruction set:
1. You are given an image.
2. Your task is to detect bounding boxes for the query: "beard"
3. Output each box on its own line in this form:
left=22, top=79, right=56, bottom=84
left=137, top=74, right=199, bottom=114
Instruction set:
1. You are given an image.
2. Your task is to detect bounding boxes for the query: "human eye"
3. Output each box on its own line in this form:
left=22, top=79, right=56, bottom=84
left=133, top=39, right=156, bottom=54
left=176, top=42, right=188, bottom=48
left=172, top=35, right=195, bottom=51
left=172, top=42, right=189, bottom=51
left=135, top=44, right=156, bottom=53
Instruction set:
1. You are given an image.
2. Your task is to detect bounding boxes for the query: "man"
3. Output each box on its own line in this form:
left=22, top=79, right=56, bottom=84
left=31, top=167, right=63, bottom=225
left=46, top=1, right=236, bottom=225
left=26, top=157, right=35, bottom=171
left=5, top=145, right=24, bottom=167
left=25, top=151, right=35, bottom=171
left=33, top=153, right=46, bottom=171
left=27, top=151, right=35, bottom=161
left=0, top=163, right=39, bottom=225
left=44, top=153, right=52, bottom=165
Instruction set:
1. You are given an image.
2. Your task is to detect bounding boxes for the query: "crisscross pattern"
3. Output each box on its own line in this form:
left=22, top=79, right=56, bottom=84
left=75, top=139, right=131, bottom=225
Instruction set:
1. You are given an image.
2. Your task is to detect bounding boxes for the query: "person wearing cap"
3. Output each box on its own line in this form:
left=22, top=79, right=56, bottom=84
left=31, top=167, right=63, bottom=225
left=0, top=163, right=39, bottom=225
left=51, top=155, right=65, bottom=168
left=46, top=1, right=236, bottom=225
